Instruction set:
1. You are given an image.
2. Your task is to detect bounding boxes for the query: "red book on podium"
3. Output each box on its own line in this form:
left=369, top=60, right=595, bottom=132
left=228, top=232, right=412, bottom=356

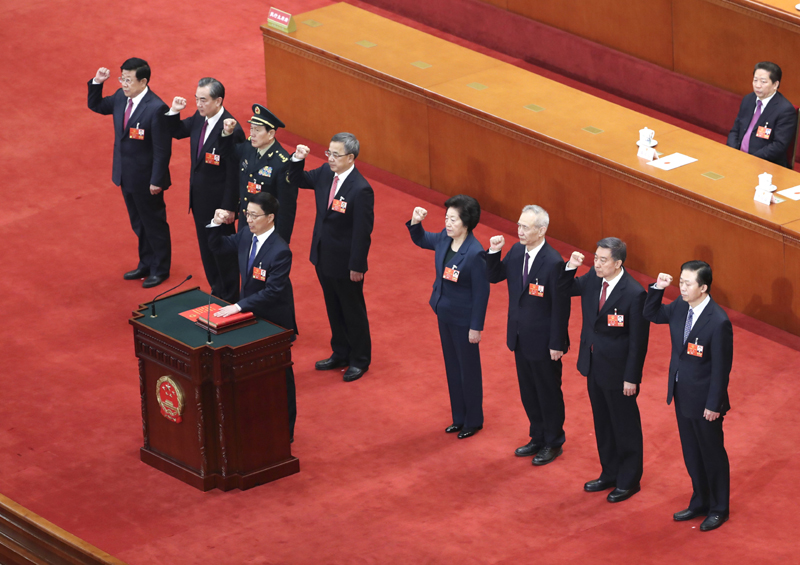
left=179, top=304, right=257, bottom=334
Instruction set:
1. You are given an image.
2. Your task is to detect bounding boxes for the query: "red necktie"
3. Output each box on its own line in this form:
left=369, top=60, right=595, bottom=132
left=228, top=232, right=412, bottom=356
left=740, top=99, right=762, bottom=154
left=598, top=281, right=609, bottom=311
left=328, top=175, right=339, bottom=208
left=197, top=119, right=208, bottom=159
left=123, top=98, right=133, bottom=129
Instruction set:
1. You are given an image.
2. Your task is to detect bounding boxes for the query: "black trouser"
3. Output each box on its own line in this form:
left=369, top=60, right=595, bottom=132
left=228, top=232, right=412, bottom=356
left=192, top=210, right=239, bottom=303
left=121, top=187, right=171, bottom=276
left=674, top=381, right=730, bottom=514
left=438, top=319, right=483, bottom=429
left=514, top=348, right=565, bottom=447
left=587, top=370, right=643, bottom=490
left=315, top=266, right=371, bottom=369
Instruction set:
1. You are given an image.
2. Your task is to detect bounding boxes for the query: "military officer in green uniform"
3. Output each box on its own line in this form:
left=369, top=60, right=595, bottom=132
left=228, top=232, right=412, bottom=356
left=220, top=105, right=298, bottom=243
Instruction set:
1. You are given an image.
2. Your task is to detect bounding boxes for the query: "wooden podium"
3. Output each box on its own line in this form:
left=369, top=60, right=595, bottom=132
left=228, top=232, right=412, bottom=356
left=130, top=288, right=299, bottom=491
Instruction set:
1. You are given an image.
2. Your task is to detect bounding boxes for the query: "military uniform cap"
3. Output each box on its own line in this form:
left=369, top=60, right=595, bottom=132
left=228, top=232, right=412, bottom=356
left=248, top=104, right=285, bottom=129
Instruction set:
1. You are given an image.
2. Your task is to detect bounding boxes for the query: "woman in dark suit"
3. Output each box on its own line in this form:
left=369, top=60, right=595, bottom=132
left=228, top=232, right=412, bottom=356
left=407, top=195, right=490, bottom=439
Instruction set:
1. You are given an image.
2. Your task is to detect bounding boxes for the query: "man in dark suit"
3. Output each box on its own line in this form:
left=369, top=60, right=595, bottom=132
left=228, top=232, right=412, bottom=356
left=289, top=135, right=374, bottom=382
left=87, top=58, right=172, bottom=288
left=644, top=261, right=733, bottom=531
left=561, top=238, right=650, bottom=502
left=220, top=106, right=297, bottom=243
left=167, top=78, right=244, bottom=302
left=486, top=205, right=570, bottom=465
left=207, top=192, right=297, bottom=439
left=727, top=61, right=797, bottom=168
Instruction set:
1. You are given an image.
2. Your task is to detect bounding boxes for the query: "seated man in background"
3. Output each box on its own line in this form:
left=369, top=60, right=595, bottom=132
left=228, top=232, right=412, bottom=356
left=727, top=61, right=797, bottom=169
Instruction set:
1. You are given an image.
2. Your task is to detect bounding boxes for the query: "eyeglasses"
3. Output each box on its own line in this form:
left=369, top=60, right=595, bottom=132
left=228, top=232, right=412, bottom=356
left=324, top=151, right=351, bottom=159
left=245, top=211, right=267, bottom=219
left=118, top=77, right=136, bottom=85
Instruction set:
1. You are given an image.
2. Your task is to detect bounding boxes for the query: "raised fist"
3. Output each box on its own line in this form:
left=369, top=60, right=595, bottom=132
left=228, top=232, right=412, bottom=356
left=569, top=251, right=585, bottom=268
left=171, top=96, right=187, bottom=113
left=655, top=273, right=673, bottom=289
left=223, top=118, right=237, bottom=136
left=214, top=209, right=230, bottom=225
left=295, top=144, right=310, bottom=160
left=489, top=235, right=505, bottom=251
left=411, top=207, right=428, bottom=225
left=94, top=67, right=110, bottom=83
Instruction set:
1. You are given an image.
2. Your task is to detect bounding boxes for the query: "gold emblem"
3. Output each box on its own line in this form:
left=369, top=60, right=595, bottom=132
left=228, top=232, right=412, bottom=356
left=156, top=376, right=185, bottom=423
left=254, top=106, right=261, bottom=114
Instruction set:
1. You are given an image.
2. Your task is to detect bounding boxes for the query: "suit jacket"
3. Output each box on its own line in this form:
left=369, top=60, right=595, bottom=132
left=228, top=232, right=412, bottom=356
left=407, top=222, right=490, bottom=331
left=206, top=226, right=297, bottom=334
left=486, top=241, right=570, bottom=361
left=87, top=81, right=172, bottom=192
left=167, top=109, right=244, bottom=214
left=726, top=91, right=797, bottom=168
left=643, top=288, right=732, bottom=418
left=288, top=160, right=374, bottom=278
left=561, top=268, right=649, bottom=388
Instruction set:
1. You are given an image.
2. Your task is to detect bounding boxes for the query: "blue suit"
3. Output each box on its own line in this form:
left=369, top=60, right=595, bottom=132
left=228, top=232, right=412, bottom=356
left=408, top=222, right=490, bottom=429
left=644, top=288, right=733, bottom=515
left=88, top=80, right=172, bottom=276
left=207, top=225, right=297, bottom=436
left=726, top=91, right=796, bottom=168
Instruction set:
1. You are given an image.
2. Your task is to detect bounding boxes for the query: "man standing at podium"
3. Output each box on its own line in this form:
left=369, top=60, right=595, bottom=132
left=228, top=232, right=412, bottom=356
left=88, top=58, right=173, bottom=288
left=206, top=192, right=297, bottom=440
left=166, top=78, right=244, bottom=302
left=289, top=135, right=374, bottom=383
left=727, top=61, right=796, bottom=168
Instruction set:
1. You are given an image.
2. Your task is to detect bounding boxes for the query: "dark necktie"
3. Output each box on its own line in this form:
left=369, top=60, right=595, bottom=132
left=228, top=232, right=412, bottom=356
left=740, top=99, right=762, bottom=154
left=598, top=281, right=609, bottom=311
left=683, top=308, right=694, bottom=344
left=247, top=235, right=258, bottom=272
left=523, top=252, right=529, bottom=286
left=123, top=98, right=133, bottom=129
left=197, top=119, right=208, bottom=159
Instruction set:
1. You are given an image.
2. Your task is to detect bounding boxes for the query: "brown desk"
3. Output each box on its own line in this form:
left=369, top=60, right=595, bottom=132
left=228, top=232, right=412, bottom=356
left=476, top=0, right=800, bottom=103
left=262, top=2, right=800, bottom=335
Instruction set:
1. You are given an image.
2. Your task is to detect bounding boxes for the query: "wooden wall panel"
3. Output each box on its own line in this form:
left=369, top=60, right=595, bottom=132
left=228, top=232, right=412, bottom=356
left=506, top=0, right=674, bottom=69
left=600, top=173, right=787, bottom=328
left=263, top=39, right=431, bottom=187
left=427, top=107, right=603, bottom=251
left=673, top=0, right=800, bottom=102
left=782, top=223, right=800, bottom=335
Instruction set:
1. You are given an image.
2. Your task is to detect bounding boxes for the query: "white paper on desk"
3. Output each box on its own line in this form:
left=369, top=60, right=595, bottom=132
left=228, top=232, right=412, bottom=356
left=646, top=153, right=698, bottom=171
left=777, top=185, right=800, bottom=201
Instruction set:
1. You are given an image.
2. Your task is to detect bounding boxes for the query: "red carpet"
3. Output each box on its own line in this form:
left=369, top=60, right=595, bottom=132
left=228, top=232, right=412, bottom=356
left=1, top=0, right=800, bottom=563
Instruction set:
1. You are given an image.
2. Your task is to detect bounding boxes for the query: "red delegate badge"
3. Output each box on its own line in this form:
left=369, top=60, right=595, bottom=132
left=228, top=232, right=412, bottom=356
left=205, top=152, right=220, bottom=165
left=129, top=127, right=145, bottom=140
left=247, top=181, right=261, bottom=194
left=252, top=266, right=266, bottom=281
left=443, top=265, right=460, bottom=282
left=529, top=279, right=544, bottom=297
left=687, top=340, right=703, bottom=357
left=756, top=125, right=772, bottom=140
left=608, top=309, right=624, bottom=327
left=332, top=198, right=347, bottom=213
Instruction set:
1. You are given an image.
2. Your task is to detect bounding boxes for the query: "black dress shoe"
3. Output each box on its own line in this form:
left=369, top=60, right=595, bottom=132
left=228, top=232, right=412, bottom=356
left=315, top=357, right=349, bottom=371
left=699, top=513, right=729, bottom=531
left=607, top=483, right=640, bottom=503
left=514, top=440, right=543, bottom=457
left=445, top=424, right=463, bottom=433
left=584, top=478, right=616, bottom=492
left=532, top=446, right=562, bottom=466
left=123, top=267, right=149, bottom=280
left=457, top=426, right=482, bottom=439
left=343, top=366, right=368, bottom=382
left=673, top=508, right=708, bottom=522
left=142, top=274, right=168, bottom=288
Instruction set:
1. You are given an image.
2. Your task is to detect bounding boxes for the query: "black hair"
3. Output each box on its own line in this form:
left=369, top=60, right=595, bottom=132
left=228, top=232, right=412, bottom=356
left=681, top=260, right=713, bottom=292
left=120, top=58, right=151, bottom=82
left=444, top=194, right=481, bottom=232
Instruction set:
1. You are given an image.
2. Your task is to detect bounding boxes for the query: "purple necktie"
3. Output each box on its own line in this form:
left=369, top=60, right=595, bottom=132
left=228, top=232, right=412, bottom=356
left=197, top=119, right=208, bottom=159
left=740, top=99, right=762, bottom=154
left=123, top=98, right=133, bottom=129
left=523, top=252, right=529, bottom=286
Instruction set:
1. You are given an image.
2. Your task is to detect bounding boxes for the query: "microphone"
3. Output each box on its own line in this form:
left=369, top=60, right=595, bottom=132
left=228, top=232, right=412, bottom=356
left=205, top=292, right=213, bottom=345
left=150, top=275, right=193, bottom=318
